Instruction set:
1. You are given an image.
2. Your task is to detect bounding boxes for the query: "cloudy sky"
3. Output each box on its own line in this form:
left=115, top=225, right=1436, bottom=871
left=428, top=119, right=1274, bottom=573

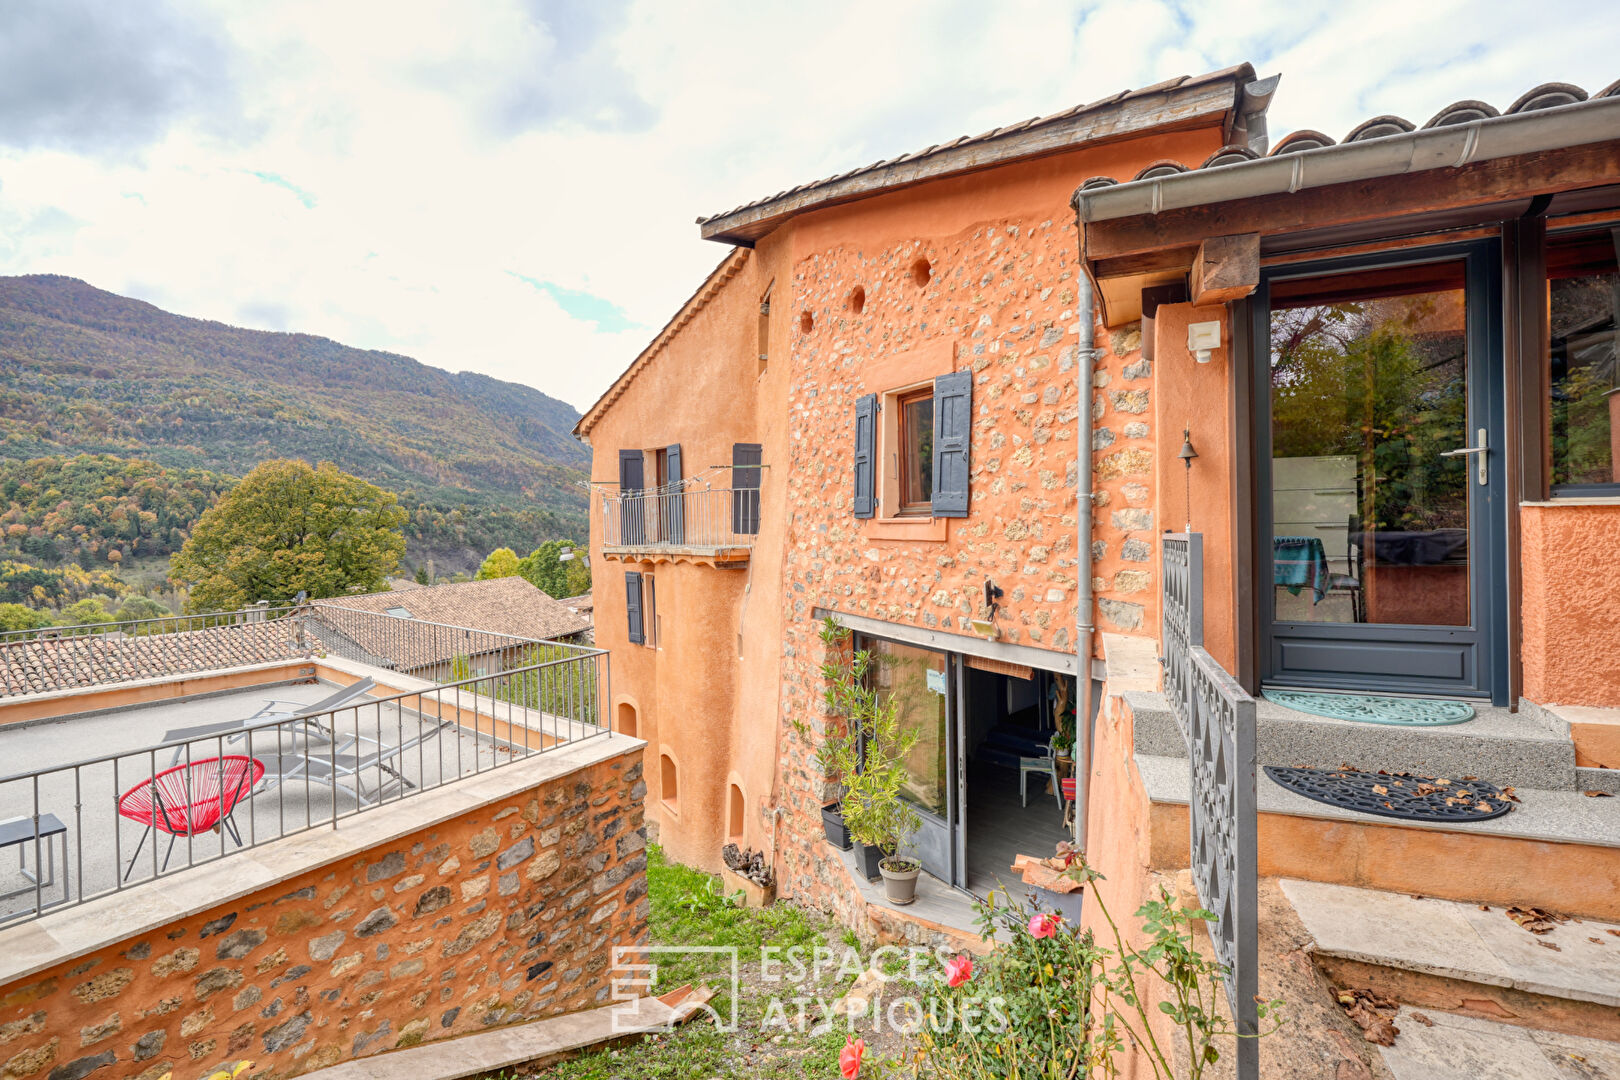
left=1, top=1, right=1615, bottom=413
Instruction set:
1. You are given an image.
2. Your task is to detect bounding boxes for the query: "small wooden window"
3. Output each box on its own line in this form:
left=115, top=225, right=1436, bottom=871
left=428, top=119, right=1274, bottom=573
left=895, top=388, right=935, bottom=515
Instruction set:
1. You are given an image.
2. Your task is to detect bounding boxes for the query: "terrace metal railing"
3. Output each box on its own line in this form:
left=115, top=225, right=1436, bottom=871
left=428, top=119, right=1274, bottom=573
left=0, top=608, right=610, bottom=925
left=600, top=478, right=761, bottom=552
left=0, top=604, right=309, bottom=698
left=1161, top=533, right=1259, bottom=1079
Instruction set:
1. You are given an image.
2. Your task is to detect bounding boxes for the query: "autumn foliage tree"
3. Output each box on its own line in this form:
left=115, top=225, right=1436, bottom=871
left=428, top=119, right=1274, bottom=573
left=172, top=460, right=407, bottom=612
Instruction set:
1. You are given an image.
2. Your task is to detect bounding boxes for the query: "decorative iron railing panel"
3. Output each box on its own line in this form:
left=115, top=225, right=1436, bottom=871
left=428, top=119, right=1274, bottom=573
left=1161, top=534, right=1259, bottom=1078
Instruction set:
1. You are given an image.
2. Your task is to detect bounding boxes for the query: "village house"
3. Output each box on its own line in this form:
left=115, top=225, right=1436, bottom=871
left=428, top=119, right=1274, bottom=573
left=579, top=62, right=1620, bottom=1067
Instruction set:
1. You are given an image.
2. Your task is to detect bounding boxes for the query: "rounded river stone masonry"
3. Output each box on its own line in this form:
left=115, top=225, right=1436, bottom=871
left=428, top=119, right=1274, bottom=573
left=0, top=746, right=647, bottom=1080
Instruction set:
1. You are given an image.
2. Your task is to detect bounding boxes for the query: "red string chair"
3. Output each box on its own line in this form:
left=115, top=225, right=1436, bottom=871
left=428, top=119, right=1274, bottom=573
left=117, top=755, right=264, bottom=880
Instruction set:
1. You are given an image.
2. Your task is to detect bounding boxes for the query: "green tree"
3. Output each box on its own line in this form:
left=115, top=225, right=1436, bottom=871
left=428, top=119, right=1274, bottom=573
left=413, top=565, right=430, bottom=586
left=115, top=596, right=170, bottom=623
left=563, top=556, right=591, bottom=598
left=516, top=539, right=584, bottom=599
left=0, top=603, right=54, bottom=633
left=60, top=597, right=114, bottom=626
left=475, top=547, right=521, bottom=580
left=171, top=459, right=407, bottom=612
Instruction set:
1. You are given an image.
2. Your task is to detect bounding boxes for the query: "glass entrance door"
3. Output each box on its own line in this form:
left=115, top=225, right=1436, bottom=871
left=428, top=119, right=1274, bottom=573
left=861, top=635, right=957, bottom=883
left=1257, top=244, right=1506, bottom=702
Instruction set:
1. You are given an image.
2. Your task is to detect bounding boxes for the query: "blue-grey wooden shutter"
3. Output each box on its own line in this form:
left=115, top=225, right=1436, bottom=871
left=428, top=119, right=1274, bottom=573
left=664, top=444, right=684, bottom=544
left=624, top=571, right=643, bottom=644
left=618, top=450, right=645, bottom=546
left=931, top=370, right=971, bottom=517
left=853, top=394, right=877, bottom=518
left=732, top=443, right=762, bottom=534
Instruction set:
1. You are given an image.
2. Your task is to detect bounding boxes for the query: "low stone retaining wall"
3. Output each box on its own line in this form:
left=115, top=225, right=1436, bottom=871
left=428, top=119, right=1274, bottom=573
left=0, top=742, right=647, bottom=1080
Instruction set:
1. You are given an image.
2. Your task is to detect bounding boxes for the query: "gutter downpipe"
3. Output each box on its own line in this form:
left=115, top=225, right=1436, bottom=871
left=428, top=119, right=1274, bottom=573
left=1070, top=211, right=1099, bottom=851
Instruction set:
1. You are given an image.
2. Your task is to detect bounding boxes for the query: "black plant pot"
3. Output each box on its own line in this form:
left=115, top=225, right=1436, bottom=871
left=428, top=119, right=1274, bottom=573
left=821, top=802, right=852, bottom=850
left=853, top=842, right=883, bottom=882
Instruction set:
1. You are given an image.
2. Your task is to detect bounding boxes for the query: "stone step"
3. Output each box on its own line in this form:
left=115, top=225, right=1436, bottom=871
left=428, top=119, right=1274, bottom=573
left=1377, top=1007, right=1620, bottom=1080
left=1282, top=879, right=1620, bottom=1049
left=1129, top=689, right=1578, bottom=790
left=1579, top=766, right=1620, bottom=795
left=1136, top=753, right=1620, bottom=919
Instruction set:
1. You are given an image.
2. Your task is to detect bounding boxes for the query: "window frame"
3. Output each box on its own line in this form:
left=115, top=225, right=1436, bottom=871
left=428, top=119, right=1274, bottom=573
left=1545, top=224, right=1620, bottom=497
left=893, top=386, right=936, bottom=516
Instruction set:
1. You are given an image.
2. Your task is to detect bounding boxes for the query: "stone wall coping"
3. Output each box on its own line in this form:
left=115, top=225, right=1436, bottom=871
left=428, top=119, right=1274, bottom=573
left=0, top=731, right=646, bottom=987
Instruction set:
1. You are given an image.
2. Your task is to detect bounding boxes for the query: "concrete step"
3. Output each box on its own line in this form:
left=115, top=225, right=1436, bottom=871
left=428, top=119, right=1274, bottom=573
left=1378, top=1007, right=1620, bottom=1080
left=1282, top=878, right=1620, bottom=1046
left=1136, top=753, right=1620, bottom=919
left=1129, top=689, right=1579, bottom=790
left=1579, top=766, right=1620, bottom=795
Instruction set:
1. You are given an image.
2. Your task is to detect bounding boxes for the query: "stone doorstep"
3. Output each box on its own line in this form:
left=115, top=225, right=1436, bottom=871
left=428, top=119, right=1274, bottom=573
left=299, top=985, right=712, bottom=1080
left=1127, top=689, right=1580, bottom=791
left=1377, top=1007, right=1620, bottom=1080
left=1135, top=752, right=1620, bottom=851
left=1578, top=766, right=1620, bottom=794
left=0, top=734, right=645, bottom=988
left=1281, top=879, right=1620, bottom=1010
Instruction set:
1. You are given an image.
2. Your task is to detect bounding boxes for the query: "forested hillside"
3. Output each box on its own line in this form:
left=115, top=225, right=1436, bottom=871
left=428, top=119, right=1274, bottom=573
left=0, top=275, right=590, bottom=573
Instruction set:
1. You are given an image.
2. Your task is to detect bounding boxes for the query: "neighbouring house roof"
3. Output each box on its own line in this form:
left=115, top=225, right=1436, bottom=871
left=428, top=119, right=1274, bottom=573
left=0, top=621, right=310, bottom=697
left=697, top=63, right=1269, bottom=246
left=314, top=576, right=591, bottom=659
left=560, top=594, right=593, bottom=615
left=1074, top=77, right=1620, bottom=224
left=574, top=247, right=750, bottom=440
left=387, top=577, right=424, bottom=591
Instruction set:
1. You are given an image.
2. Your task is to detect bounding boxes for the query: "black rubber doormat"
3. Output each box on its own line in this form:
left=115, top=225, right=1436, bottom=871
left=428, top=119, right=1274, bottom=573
left=1263, top=765, right=1517, bottom=822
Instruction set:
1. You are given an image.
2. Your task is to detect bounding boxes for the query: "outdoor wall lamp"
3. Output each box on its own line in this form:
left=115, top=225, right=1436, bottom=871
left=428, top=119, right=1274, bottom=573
left=1187, top=320, right=1221, bottom=363
left=971, top=579, right=1004, bottom=640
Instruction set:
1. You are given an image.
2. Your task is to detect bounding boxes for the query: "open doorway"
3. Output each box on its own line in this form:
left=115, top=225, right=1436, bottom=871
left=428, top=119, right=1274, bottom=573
left=961, top=661, right=1075, bottom=897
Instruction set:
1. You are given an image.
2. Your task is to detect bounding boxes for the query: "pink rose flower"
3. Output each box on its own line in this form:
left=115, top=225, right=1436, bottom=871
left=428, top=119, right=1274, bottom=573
left=944, top=954, right=973, bottom=988
left=840, top=1036, right=865, bottom=1078
left=1028, top=912, right=1062, bottom=939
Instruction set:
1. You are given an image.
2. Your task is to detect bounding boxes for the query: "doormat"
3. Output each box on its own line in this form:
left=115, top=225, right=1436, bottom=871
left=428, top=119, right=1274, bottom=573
left=1264, top=689, right=1475, bottom=726
left=1264, top=765, right=1516, bottom=822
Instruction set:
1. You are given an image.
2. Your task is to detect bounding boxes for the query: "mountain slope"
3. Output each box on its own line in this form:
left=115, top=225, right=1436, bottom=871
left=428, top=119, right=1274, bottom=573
left=0, top=275, right=590, bottom=568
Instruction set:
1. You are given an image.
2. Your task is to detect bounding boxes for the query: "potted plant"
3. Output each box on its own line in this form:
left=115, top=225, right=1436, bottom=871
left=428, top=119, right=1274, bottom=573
left=798, top=619, right=922, bottom=894
left=1049, top=675, right=1077, bottom=766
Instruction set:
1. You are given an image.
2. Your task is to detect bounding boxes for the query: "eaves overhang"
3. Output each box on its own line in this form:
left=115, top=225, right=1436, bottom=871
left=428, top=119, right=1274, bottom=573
left=698, top=64, right=1263, bottom=247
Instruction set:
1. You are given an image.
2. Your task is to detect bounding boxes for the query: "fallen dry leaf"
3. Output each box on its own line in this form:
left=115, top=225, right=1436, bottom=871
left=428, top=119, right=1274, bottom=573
left=1506, top=906, right=1566, bottom=934
left=1608, top=929, right=1620, bottom=938
left=1410, top=1012, right=1435, bottom=1027
left=1337, top=988, right=1400, bottom=1047
left=1591, top=938, right=1606, bottom=946
left=1583, top=790, right=1614, bottom=798
left=1538, top=940, right=1562, bottom=951
left=1478, top=904, right=1490, bottom=911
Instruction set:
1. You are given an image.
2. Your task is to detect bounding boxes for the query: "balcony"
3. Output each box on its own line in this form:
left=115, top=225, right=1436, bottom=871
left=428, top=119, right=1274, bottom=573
left=599, top=482, right=759, bottom=566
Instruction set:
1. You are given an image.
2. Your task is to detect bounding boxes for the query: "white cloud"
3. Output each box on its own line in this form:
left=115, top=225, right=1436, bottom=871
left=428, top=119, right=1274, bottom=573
left=0, top=0, right=1615, bottom=411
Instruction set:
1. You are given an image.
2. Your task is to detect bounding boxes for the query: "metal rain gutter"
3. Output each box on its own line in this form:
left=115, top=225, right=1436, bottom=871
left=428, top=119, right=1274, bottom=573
left=1074, top=95, right=1620, bottom=225
left=1071, top=231, right=1100, bottom=849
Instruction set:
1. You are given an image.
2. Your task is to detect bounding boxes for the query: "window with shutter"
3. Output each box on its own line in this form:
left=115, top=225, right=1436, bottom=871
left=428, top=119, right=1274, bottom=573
left=624, top=571, right=643, bottom=644
left=931, top=369, right=971, bottom=517
left=853, top=393, right=877, bottom=518
left=732, top=443, right=763, bottom=534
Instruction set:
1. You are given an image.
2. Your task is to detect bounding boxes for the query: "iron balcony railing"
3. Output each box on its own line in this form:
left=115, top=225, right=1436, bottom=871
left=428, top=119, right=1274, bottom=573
left=0, top=634, right=610, bottom=925
left=1161, top=533, right=1260, bottom=1080
left=600, top=482, right=761, bottom=552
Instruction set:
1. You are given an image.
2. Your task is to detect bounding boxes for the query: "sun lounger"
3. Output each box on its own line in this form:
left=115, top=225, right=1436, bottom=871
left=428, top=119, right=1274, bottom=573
left=161, top=678, right=377, bottom=764
left=253, top=718, right=456, bottom=807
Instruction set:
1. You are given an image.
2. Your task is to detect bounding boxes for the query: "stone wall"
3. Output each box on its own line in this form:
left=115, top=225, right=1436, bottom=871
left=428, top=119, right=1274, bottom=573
left=0, top=747, right=647, bottom=1080
left=769, top=211, right=1153, bottom=914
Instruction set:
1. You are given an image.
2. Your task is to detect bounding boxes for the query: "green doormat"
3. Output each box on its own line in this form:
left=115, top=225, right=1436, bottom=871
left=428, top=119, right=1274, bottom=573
left=1263, top=689, right=1475, bottom=726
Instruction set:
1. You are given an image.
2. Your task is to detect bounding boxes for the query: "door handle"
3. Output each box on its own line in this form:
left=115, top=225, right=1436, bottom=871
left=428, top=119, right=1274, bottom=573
left=1439, top=428, right=1488, bottom=485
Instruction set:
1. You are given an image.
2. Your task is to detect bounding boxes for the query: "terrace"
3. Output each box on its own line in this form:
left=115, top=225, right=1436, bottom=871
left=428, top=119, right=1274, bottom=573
left=0, top=604, right=614, bottom=925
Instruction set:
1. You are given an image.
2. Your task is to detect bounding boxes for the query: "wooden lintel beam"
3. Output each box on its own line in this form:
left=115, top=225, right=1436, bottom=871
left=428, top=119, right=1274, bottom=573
left=1083, top=142, right=1620, bottom=261
left=1190, top=233, right=1259, bottom=305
